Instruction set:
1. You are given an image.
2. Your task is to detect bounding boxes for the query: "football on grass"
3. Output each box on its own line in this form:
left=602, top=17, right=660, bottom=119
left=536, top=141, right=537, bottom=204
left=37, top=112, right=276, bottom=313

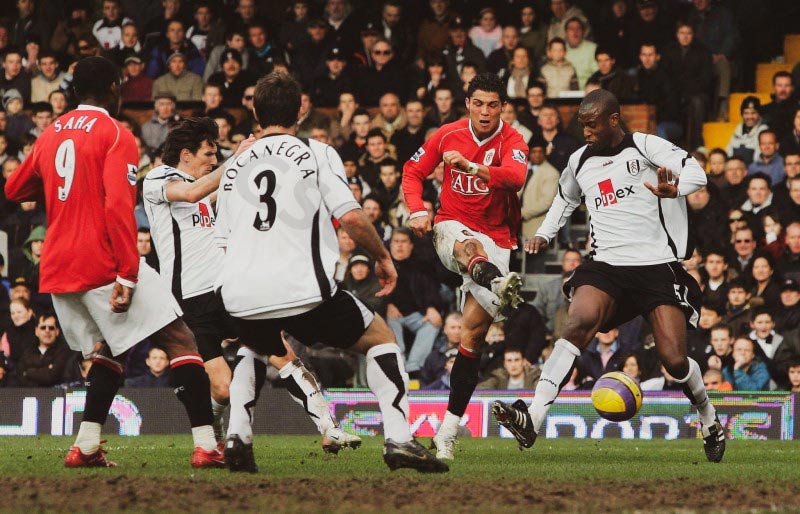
left=591, top=371, right=643, bottom=422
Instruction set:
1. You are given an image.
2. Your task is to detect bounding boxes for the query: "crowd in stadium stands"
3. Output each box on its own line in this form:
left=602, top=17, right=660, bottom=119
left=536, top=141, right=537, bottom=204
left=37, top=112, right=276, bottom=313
left=1, top=0, right=800, bottom=393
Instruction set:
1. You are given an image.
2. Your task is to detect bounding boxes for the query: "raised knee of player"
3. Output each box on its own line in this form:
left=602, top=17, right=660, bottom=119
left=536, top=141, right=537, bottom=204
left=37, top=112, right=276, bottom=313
left=348, top=314, right=400, bottom=355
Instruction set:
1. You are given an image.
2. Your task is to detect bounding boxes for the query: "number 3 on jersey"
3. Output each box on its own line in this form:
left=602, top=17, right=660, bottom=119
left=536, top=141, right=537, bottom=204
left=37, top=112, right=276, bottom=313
left=55, top=139, right=76, bottom=201
left=253, top=168, right=276, bottom=231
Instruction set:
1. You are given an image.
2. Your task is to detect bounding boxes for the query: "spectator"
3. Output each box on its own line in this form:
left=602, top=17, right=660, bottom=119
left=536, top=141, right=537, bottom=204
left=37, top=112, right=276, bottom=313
left=0, top=49, right=31, bottom=108
left=730, top=226, right=758, bottom=276
left=741, top=173, right=774, bottom=231
left=342, top=253, right=385, bottom=315
left=213, top=111, right=236, bottom=159
left=385, top=227, right=442, bottom=379
left=687, top=186, right=729, bottom=255
left=310, top=47, right=353, bottom=109
left=619, top=352, right=644, bottom=382
left=538, top=104, right=580, bottom=172
left=124, top=347, right=171, bottom=387
left=121, top=55, right=153, bottom=103
left=587, top=47, right=634, bottom=101
left=357, top=128, right=396, bottom=189
left=1, top=195, right=45, bottom=251
left=723, top=336, right=770, bottom=390
left=17, top=313, right=70, bottom=387
left=662, top=21, right=712, bottom=151
left=702, top=249, right=731, bottom=306
left=296, top=92, right=332, bottom=139
left=292, top=18, right=333, bottom=90
left=192, top=83, right=222, bottom=117
left=504, top=47, right=537, bottom=105
left=416, top=0, right=455, bottom=65
left=750, top=254, right=781, bottom=310
left=775, top=278, right=800, bottom=333
left=420, top=311, right=462, bottom=386
left=533, top=248, right=582, bottom=334
left=689, top=0, right=738, bottom=121
left=50, top=4, right=93, bottom=57
left=324, top=0, right=360, bottom=57
left=779, top=108, right=800, bottom=157
left=728, top=96, right=769, bottom=166
left=706, top=148, right=728, bottom=189
left=10, top=0, right=48, bottom=54
left=517, top=4, right=546, bottom=62
left=477, top=346, right=540, bottom=390
left=0, top=297, right=36, bottom=386
left=371, top=92, right=406, bottom=141
left=142, top=0, right=191, bottom=43
left=520, top=135, right=559, bottom=265
left=629, top=0, right=672, bottom=54
left=145, top=18, right=205, bottom=79
left=500, top=102, right=531, bottom=143
left=503, top=302, right=549, bottom=367
left=334, top=227, right=356, bottom=283
left=203, top=27, right=249, bottom=82
left=8, top=224, right=44, bottom=296
left=707, top=323, right=734, bottom=371
left=103, top=21, right=141, bottom=68
left=246, top=22, right=279, bottom=78
left=720, top=158, right=748, bottom=208
left=357, top=38, right=405, bottom=107
left=137, top=227, right=159, bottom=271
left=30, top=52, right=64, bottom=103
left=47, top=89, right=68, bottom=118
left=776, top=222, right=800, bottom=283
left=597, top=0, right=636, bottom=69
left=423, top=86, right=460, bottom=128
left=280, top=0, right=310, bottom=53
left=564, top=17, right=597, bottom=90
left=517, top=83, right=545, bottom=134
left=339, top=107, right=371, bottom=162
left=635, top=43, right=681, bottom=142
left=773, top=154, right=800, bottom=218
left=185, top=1, right=216, bottom=58
left=231, top=84, right=257, bottom=139
left=391, top=99, right=427, bottom=165
left=442, top=17, right=486, bottom=85
left=786, top=361, right=800, bottom=392
left=93, top=0, right=133, bottom=51
left=580, top=328, right=626, bottom=380
left=748, top=130, right=785, bottom=186
left=151, top=52, right=203, bottom=101
left=469, top=7, right=502, bottom=58
left=487, top=25, right=519, bottom=78
left=207, top=48, right=254, bottom=108
left=423, top=346, right=457, bottom=390
left=547, top=0, right=591, bottom=43
left=27, top=101, right=52, bottom=138
left=373, top=160, right=401, bottom=211
left=703, top=368, right=733, bottom=391
left=724, top=277, right=756, bottom=337
left=141, top=94, right=180, bottom=153
left=762, top=71, right=798, bottom=138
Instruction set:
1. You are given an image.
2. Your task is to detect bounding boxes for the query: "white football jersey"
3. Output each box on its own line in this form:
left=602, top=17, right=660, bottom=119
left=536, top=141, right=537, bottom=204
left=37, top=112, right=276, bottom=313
left=214, top=134, right=360, bottom=318
left=143, top=165, right=222, bottom=300
left=537, top=133, right=707, bottom=265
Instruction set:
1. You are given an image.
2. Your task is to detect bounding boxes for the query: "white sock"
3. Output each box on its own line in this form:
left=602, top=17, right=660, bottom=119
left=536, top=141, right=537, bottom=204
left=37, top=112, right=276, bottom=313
left=366, top=343, right=412, bottom=443
left=192, top=425, right=217, bottom=451
left=674, top=357, right=717, bottom=426
left=438, top=411, right=462, bottom=438
left=227, top=347, right=262, bottom=445
left=211, top=397, right=228, bottom=442
left=279, top=359, right=335, bottom=435
left=528, top=338, right=581, bottom=434
left=75, top=421, right=102, bottom=455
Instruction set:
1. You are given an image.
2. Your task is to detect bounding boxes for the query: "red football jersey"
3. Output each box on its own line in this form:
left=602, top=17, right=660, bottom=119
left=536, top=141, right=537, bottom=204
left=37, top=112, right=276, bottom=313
left=5, top=105, right=140, bottom=293
left=402, top=119, right=528, bottom=249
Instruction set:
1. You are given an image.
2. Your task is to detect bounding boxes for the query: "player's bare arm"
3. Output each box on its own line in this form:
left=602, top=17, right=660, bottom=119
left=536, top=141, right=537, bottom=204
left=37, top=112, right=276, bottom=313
left=339, top=208, right=397, bottom=297
left=644, top=167, right=680, bottom=198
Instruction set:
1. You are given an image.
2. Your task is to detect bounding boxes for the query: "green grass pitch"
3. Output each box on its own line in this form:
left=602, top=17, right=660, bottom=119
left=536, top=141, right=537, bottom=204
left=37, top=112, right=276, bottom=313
left=0, top=436, right=799, bottom=513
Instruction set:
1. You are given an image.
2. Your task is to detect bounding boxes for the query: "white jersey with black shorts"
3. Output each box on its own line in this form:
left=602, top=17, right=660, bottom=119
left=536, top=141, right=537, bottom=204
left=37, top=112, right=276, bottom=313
left=536, top=132, right=706, bottom=330
left=214, top=133, right=373, bottom=356
left=143, top=164, right=236, bottom=361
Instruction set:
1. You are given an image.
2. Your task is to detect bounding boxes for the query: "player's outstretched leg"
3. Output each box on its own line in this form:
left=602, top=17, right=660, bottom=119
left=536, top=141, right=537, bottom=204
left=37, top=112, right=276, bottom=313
left=65, top=344, right=122, bottom=468
left=351, top=315, right=448, bottom=473
left=455, top=238, right=522, bottom=310
left=650, top=305, right=725, bottom=463
left=151, top=320, right=224, bottom=468
left=225, top=346, right=266, bottom=473
left=432, top=295, right=490, bottom=460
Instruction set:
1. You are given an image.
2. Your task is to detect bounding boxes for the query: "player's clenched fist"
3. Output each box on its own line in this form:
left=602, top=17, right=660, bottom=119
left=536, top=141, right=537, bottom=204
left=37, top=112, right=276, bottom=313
left=374, top=256, right=398, bottom=297
left=442, top=150, right=469, bottom=172
left=110, top=282, right=134, bottom=313
left=524, top=236, right=549, bottom=254
left=408, top=215, right=432, bottom=238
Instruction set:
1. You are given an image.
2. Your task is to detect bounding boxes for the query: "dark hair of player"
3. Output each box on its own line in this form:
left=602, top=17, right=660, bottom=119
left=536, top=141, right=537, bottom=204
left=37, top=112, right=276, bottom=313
left=253, top=72, right=302, bottom=128
left=72, top=56, right=121, bottom=103
left=579, top=89, right=620, bottom=118
left=466, top=72, right=507, bottom=103
left=162, top=117, right=219, bottom=167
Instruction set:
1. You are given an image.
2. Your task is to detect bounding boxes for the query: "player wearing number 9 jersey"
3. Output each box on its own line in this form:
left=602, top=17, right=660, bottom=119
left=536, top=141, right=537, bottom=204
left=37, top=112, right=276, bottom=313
left=5, top=56, right=222, bottom=469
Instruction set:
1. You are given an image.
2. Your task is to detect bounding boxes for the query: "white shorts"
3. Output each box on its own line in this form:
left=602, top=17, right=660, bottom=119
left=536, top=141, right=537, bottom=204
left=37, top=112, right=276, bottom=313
left=433, top=220, right=510, bottom=321
left=51, top=263, right=183, bottom=357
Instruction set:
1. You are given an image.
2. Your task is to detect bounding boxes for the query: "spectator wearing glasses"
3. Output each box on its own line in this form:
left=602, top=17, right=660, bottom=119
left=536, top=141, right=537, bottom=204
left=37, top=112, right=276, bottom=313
left=730, top=226, right=758, bottom=276
left=17, top=313, right=71, bottom=387
left=232, top=85, right=256, bottom=139
left=358, top=38, right=404, bottom=107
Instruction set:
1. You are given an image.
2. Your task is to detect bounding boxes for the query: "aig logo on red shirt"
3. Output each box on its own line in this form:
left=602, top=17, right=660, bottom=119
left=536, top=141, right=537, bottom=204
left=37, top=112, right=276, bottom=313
left=451, top=170, right=489, bottom=196
left=594, top=179, right=635, bottom=209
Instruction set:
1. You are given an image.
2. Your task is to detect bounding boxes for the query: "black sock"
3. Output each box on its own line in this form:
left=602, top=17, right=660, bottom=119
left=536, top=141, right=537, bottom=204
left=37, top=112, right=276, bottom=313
left=169, top=354, right=213, bottom=427
left=468, top=256, right=502, bottom=290
left=83, top=356, right=124, bottom=424
left=446, top=347, right=481, bottom=417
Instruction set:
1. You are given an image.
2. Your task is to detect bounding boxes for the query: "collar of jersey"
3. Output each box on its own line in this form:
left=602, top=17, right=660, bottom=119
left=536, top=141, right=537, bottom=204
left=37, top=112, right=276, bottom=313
left=76, top=104, right=110, bottom=116
left=468, top=119, right=504, bottom=147
left=163, top=165, right=196, bottom=182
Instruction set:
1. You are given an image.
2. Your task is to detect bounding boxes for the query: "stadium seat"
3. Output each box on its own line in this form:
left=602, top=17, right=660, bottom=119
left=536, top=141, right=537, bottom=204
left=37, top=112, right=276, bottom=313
left=702, top=122, right=737, bottom=153
left=756, top=63, right=793, bottom=94
left=728, top=92, right=772, bottom=123
left=784, top=34, right=800, bottom=65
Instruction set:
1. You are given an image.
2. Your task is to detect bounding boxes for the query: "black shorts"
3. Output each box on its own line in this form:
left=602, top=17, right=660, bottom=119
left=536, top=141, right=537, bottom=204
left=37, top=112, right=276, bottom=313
left=563, top=260, right=701, bottom=332
left=180, top=291, right=238, bottom=362
left=230, top=289, right=375, bottom=357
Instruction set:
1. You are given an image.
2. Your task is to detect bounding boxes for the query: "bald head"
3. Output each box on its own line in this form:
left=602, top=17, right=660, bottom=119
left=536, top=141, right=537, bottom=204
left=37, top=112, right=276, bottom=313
left=579, top=89, right=620, bottom=118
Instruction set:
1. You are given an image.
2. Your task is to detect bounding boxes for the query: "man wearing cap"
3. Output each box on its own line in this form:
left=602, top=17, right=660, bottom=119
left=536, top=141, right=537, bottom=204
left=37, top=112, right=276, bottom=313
left=142, top=94, right=181, bottom=153
left=207, top=48, right=255, bottom=108
left=311, top=47, right=354, bottom=108
left=727, top=96, right=769, bottom=165
left=519, top=136, right=559, bottom=259
left=151, top=52, right=204, bottom=102
left=121, top=56, right=153, bottom=103
left=775, top=278, right=800, bottom=333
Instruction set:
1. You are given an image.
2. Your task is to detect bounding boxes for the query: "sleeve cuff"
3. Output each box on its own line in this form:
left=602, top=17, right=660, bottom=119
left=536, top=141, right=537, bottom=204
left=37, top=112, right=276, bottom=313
left=534, top=233, right=551, bottom=244
left=409, top=210, right=428, bottom=220
left=116, top=276, right=137, bottom=289
left=331, top=201, right=361, bottom=220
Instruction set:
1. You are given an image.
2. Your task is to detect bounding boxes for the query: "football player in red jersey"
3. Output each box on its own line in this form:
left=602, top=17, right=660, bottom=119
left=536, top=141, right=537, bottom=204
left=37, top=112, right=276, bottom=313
left=402, top=73, right=528, bottom=459
left=5, top=56, right=223, bottom=468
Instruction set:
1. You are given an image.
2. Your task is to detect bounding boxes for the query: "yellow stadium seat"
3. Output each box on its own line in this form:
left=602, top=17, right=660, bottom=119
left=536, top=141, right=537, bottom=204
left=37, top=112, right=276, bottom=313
left=756, top=63, right=793, bottom=94
left=728, top=92, right=772, bottom=123
left=785, top=34, right=800, bottom=65
left=703, top=122, right=737, bottom=153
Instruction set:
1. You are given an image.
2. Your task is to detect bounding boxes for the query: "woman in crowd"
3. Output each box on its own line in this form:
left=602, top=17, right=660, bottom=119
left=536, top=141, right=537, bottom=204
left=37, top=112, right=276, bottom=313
left=750, top=254, right=782, bottom=310
left=0, top=298, right=37, bottom=386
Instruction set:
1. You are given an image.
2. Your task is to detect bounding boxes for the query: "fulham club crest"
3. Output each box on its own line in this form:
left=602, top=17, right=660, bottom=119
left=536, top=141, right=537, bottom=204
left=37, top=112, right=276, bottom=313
left=626, top=159, right=641, bottom=176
